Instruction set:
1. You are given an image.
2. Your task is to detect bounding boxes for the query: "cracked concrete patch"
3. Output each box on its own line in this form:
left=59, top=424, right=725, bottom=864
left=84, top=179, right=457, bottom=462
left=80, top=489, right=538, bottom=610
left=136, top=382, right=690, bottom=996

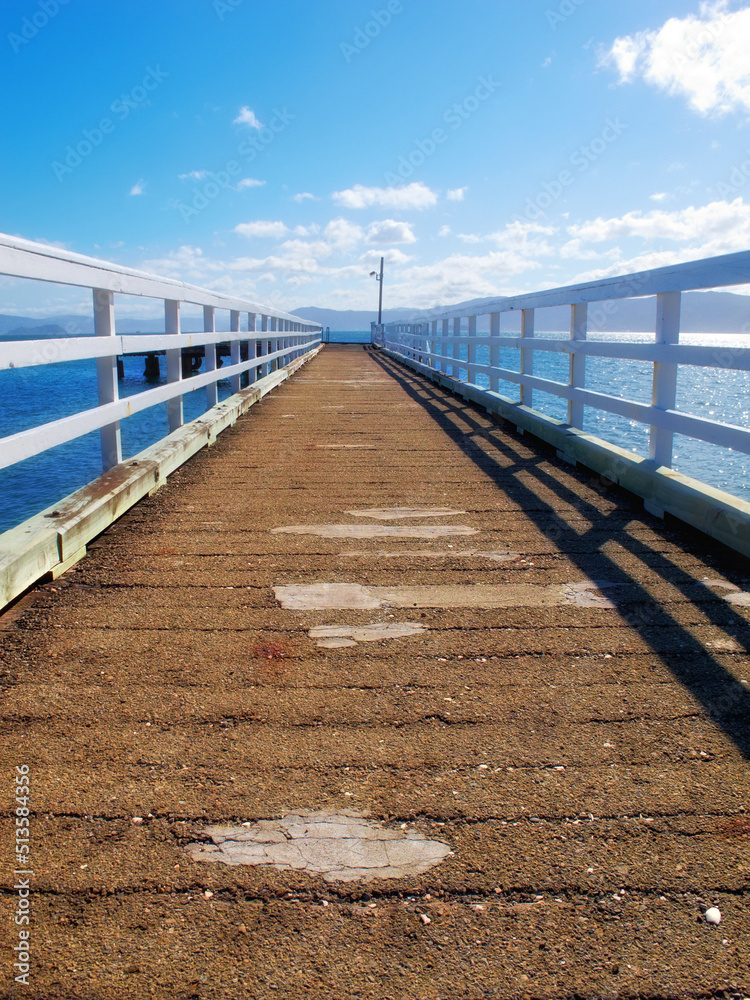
left=270, top=524, right=478, bottom=539
left=274, top=580, right=626, bottom=611
left=309, top=622, right=427, bottom=647
left=345, top=507, right=466, bottom=520
left=185, top=813, right=451, bottom=883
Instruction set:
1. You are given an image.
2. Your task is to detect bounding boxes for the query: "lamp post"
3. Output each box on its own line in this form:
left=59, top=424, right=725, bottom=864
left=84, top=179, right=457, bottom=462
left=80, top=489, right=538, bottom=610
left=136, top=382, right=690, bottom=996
left=370, top=256, right=384, bottom=326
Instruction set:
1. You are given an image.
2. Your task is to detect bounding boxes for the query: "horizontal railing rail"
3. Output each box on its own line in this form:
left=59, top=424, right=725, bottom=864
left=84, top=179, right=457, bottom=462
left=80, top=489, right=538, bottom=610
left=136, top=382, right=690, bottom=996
left=0, top=233, right=322, bottom=475
left=374, top=249, right=750, bottom=473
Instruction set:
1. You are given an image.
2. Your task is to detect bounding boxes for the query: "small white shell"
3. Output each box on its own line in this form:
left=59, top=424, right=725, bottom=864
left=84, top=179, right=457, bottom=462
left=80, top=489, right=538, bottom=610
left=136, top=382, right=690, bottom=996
left=705, top=907, right=722, bottom=925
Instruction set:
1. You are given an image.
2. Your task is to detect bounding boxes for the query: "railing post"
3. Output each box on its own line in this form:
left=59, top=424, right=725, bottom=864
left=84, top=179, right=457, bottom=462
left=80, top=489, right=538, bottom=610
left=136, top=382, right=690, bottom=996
left=650, top=291, right=681, bottom=467
left=247, top=313, right=257, bottom=383
left=520, top=308, right=535, bottom=407
left=452, top=317, right=461, bottom=378
left=204, top=306, right=217, bottom=409
left=429, top=321, right=437, bottom=368
left=489, top=313, right=500, bottom=393
left=260, top=315, right=269, bottom=376
left=441, top=319, right=449, bottom=373
left=165, top=299, right=183, bottom=432
left=468, top=316, right=477, bottom=384
left=230, top=310, right=241, bottom=394
left=93, top=288, right=122, bottom=470
left=567, top=303, right=587, bottom=428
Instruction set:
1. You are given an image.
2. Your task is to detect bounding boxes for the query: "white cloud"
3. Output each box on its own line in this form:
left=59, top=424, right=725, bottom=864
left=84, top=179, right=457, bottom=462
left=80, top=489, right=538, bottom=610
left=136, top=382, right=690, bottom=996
left=438, top=225, right=452, bottom=237
left=179, top=170, right=209, bottom=181
left=293, top=192, right=318, bottom=202
left=332, top=182, right=438, bottom=210
left=489, top=221, right=557, bottom=255
left=600, top=1, right=750, bottom=116
left=130, top=181, right=145, bottom=196
left=650, top=192, right=668, bottom=202
left=234, top=106, right=263, bottom=128
left=446, top=187, right=468, bottom=202
left=359, top=249, right=412, bottom=267
left=324, top=218, right=364, bottom=248
left=383, top=250, right=544, bottom=309
left=235, top=178, right=266, bottom=190
left=234, top=220, right=289, bottom=239
left=365, top=220, right=417, bottom=245
left=567, top=198, right=750, bottom=253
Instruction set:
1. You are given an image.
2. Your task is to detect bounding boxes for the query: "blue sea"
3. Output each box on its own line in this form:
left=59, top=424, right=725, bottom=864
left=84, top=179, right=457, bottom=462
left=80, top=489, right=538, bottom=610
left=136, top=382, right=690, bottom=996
left=0, top=328, right=748, bottom=534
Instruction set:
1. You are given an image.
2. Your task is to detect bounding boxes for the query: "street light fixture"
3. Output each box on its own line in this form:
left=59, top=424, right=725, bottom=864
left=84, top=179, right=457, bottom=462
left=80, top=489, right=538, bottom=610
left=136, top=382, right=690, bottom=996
left=369, top=256, right=384, bottom=326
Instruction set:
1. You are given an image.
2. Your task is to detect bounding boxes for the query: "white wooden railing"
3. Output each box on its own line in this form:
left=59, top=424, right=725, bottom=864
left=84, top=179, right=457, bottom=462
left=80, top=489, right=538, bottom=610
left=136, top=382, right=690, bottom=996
left=374, top=250, right=750, bottom=472
left=0, top=233, right=321, bottom=474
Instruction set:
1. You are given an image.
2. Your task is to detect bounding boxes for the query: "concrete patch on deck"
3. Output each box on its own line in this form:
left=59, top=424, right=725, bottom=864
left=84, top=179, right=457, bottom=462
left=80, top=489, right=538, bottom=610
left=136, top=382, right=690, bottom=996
left=704, top=578, right=750, bottom=607
left=346, top=507, right=466, bottom=520
left=274, top=583, right=382, bottom=610
left=339, top=548, right=521, bottom=563
left=274, top=580, right=627, bottom=611
left=185, top=813, right=451, bottom=883
left=271, top=524, right=478, bottom=540
left=309, top=622, right=427, bottom=648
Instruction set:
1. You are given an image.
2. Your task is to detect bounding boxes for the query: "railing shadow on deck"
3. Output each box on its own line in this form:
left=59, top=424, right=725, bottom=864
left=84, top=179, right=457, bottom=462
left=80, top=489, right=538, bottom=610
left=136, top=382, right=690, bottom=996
left=371, top=349, right=750, bottom=761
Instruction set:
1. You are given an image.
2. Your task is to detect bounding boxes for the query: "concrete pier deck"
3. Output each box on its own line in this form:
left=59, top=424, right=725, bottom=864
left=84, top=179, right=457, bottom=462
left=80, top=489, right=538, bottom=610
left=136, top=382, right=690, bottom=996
left=1, top=344, right=749, bottom=1000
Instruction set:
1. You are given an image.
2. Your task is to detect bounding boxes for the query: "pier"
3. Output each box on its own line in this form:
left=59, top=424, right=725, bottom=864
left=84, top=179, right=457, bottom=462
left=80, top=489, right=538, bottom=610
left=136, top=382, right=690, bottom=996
left=1, top=236, right=750, bottom=999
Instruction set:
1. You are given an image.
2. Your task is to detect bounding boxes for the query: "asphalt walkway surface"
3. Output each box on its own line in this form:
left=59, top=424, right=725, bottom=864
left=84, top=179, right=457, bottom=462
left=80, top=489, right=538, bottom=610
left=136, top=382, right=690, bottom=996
left=1, top=344, right=749, bottom=1000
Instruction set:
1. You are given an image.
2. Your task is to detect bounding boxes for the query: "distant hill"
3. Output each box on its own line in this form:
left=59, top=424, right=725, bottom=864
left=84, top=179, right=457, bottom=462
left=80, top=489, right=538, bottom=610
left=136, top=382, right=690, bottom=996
left=291, top=307, right=414, bottom=331
left=0, top=313, right=163, bottom=335
left=3, top=324, right=68, bottom=339
left=1, top=288, right=749, bottom=339
left=293, top=290, right=750, bottom=333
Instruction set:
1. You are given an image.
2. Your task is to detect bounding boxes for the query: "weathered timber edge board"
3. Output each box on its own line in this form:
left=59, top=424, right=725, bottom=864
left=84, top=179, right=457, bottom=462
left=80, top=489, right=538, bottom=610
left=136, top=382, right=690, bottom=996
left=383, top=348, right=750, bottom=562
left=0, top=346, right=323, bottom=609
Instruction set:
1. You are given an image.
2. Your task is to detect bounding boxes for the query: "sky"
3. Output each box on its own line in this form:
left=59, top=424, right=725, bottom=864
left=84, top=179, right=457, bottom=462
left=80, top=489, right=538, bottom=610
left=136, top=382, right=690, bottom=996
left=1, top=0, right=750, bottom=320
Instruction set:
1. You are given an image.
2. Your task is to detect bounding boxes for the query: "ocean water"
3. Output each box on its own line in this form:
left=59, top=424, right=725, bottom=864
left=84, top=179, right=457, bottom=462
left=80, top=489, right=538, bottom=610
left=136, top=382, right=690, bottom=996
left=0, top=330, right=748, bottom=534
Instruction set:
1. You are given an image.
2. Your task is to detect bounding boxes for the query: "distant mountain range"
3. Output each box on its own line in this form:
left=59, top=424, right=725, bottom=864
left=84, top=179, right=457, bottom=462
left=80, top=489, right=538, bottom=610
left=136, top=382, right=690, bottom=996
left=1, top=289, right=749, bottom=337
left=293, top=290, right=750, bottom=333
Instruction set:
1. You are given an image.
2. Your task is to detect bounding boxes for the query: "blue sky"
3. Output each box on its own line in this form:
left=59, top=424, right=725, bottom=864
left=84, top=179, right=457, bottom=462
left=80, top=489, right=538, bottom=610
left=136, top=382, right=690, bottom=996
left=1, top=0, right=750, bottom=318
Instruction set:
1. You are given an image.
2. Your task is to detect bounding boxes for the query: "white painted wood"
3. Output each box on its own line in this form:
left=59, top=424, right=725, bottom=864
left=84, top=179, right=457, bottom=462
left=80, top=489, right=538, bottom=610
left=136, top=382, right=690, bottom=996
left=0, top=232, right=320, bottom=327
left=0, top=338, right=320, bottom=470
left=568, top=303, right=587, bottom=428
left=93, top=288, right=122, bottom=470
left=165, top=299, right=183, bottom=432
left=467, top=316, right=477, bottom=384
left=204, top=306, right=217, bottom=409
left=230, top=310, right=241, bottom=394
left=489, top=313, right=500, bottom=393
left=650, top=291, right=680, bottom=467
left=452, top=318, right=461, bottom=378
left=519, top=309, right=534, bottom=408
left=247, top=313, right=257, bottom=384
